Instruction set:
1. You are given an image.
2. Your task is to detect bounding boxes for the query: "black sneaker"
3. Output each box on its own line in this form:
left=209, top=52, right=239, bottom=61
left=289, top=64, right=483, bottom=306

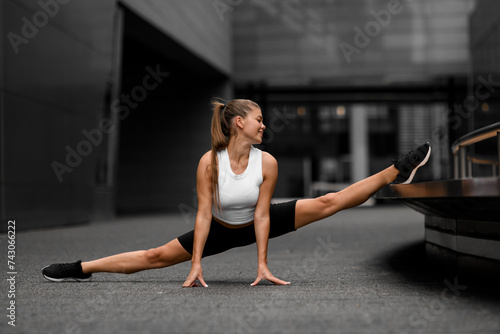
left=42, top=260, right=92, bottom=282
left=393, top=142, right=431, bottom=184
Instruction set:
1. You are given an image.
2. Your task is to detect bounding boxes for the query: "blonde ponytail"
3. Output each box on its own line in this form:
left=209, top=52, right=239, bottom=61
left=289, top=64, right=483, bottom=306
left=210, top=99, right=228, bottom=211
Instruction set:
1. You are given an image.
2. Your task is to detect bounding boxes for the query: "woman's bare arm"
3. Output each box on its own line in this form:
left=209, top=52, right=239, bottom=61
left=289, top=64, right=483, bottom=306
left=182, top=151, right=213, bottom=288
left=251, top=152, right=290, bottom=286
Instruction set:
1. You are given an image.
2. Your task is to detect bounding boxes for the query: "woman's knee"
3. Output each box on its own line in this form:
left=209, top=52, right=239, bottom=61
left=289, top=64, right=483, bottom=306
left=143, top=241, right=191, bottom=268
left=144, top=247, right=163, bottom=265
left=318, top=192, right=340, bottom=214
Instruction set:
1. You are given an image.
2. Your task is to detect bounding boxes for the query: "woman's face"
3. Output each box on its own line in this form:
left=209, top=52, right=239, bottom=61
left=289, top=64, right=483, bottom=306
left=238, top=107, right=266, bottom=144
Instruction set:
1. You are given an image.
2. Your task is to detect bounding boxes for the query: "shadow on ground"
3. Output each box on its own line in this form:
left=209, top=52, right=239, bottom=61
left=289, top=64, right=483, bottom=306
left=381, top=240, right=500, bottom=305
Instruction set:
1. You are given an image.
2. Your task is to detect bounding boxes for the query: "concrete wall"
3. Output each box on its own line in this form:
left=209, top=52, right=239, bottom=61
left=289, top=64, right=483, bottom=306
left=1, top=1, right=233, bottom=230
left=2, top=0, right=117, bottom=231
left=120, top=0, right=232, bottom=76
left=114, top=13, right=231, bottom=213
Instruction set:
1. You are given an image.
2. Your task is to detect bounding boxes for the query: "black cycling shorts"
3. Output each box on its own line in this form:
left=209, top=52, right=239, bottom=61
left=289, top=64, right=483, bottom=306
left=177, top=200, right=298, bottom=257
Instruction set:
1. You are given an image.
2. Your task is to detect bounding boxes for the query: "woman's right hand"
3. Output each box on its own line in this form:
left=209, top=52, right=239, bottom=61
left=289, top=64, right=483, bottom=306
left=184, top=152, right=212, bottom=288
left=182, top=263, right=208, bottom=288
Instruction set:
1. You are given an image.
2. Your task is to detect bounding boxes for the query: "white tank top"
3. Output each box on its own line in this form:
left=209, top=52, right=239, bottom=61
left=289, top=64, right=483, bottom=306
left=212, top=146, right=263, bottom=225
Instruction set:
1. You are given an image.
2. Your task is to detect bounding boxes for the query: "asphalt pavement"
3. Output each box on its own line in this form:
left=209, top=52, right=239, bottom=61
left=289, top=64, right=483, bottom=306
left=1, top=205, right=499, bottom=333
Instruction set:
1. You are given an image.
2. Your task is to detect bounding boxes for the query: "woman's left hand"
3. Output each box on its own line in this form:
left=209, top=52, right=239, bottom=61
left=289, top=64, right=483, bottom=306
left=250, top=263, right=290, bottom=286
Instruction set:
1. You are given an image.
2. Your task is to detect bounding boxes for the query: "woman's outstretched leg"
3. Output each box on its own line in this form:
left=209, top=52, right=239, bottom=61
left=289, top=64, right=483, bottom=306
left=42, top=238, right=191, bottom=282
left=82, top=239, right=191, bottom=274
left=295, top=142, right=431, bottom=229
left=294, top=165, right=398, bottom=229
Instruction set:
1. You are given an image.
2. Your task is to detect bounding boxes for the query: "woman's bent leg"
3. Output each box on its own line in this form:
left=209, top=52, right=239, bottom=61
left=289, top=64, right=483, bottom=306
left=81, top=238, right=192, bottom=274
left=294, top=165, right=398, bottom=229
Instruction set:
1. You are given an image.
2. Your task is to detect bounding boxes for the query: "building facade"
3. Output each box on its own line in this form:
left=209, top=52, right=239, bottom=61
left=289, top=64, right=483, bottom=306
left=232, top=0, right=478, bottom=197
left=2, top=0, right=499, bottom=230
left=1, top=0, right=231, bottom=230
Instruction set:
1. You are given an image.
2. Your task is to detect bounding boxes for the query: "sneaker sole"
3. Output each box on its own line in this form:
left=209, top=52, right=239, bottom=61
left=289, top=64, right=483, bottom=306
left=42, top=265, right=92, bottom=282
left=400, top=145, right=431, bottom=185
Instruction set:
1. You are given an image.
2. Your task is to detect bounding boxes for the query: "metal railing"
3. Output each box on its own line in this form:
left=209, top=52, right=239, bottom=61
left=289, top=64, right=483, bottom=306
left=452, top=122, right=500, bottom=178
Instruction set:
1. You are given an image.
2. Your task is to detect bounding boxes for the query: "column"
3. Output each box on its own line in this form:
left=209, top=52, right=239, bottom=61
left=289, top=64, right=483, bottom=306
left=349, top=104, right=369, bottom=183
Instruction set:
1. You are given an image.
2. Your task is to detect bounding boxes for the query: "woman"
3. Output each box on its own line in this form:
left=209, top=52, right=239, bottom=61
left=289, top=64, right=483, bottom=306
left=42, top=98, right=431, bottom=287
